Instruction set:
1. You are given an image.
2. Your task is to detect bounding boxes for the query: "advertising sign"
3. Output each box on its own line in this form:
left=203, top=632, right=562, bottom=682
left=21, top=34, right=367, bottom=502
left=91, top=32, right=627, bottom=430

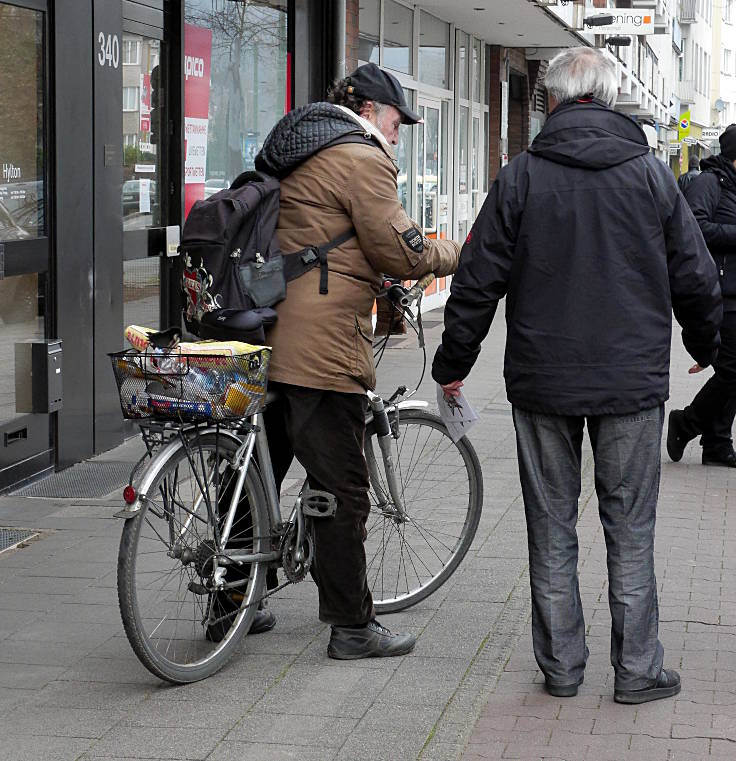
left=702, top=128, right=721, bottom=140
left=678, top=111, right=691, bottom=140
left=583, top=10, right=655, bottom=35
left=184, top=24, right=212, bottom=218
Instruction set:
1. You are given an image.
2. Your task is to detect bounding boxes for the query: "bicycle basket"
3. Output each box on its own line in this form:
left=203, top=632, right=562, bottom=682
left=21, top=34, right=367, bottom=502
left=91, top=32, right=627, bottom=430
left=110, top=346, right=271, bottom=422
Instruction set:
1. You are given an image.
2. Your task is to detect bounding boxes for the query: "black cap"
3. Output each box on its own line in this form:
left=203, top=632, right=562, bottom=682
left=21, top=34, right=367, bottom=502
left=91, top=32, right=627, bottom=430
left=720, top=124, right=736, bottom=160
left=346, top=63, right=422, bottom=125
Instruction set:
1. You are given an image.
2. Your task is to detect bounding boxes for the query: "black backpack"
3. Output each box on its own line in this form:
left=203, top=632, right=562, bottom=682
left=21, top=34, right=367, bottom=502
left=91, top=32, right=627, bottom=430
left=180, top=132, right=376, bottom=339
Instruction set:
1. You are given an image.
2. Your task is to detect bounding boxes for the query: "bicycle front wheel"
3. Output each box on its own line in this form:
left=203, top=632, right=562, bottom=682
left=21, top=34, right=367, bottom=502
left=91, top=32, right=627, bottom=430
left=117, top=432, right=269, bottom=684
left=364, top=409, right=483, bottom=613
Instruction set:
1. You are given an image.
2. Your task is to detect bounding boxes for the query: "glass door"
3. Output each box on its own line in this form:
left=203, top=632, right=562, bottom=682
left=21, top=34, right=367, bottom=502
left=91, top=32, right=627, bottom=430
left=416, top=97, right=443, bottom=239
left=122, top=29, right=168, bottom=332
left=0, top=0, right=53, bottom=488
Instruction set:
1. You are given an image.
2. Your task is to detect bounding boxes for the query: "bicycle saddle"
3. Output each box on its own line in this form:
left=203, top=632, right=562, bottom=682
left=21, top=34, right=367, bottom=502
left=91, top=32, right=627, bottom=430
left=193, top=307, right=277, bottom=344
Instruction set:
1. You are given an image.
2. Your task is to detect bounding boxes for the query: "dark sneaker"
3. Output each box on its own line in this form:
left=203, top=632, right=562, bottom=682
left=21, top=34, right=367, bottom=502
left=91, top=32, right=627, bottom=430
left=205, top=598, right=275, bottom=643
left=545, top=675, right=584, bottom=698
left=667, top=410, right=694, bottom=462
left=614, top=668, right=681, bottom=704
left=702, top=449, right=736, bottom=467
left=327, top=619, right=416, bottom=660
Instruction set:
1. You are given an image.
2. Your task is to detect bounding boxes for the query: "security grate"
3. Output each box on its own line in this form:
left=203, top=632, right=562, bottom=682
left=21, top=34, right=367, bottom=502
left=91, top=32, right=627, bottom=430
left=0, top=528, right=38, bottom=554
left=12, top=462, right=132, bottom=499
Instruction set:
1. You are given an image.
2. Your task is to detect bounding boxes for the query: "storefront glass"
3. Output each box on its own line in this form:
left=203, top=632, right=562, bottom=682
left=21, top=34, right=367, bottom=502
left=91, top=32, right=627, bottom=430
left=396, top=88, right=414, bottom=217
left=383, top=0, right=413, bottom=75
left=0, top=274, right=45, bottom=423
left=122, top=35, right=163, bottom=231
left=418, top=11, right=449, bottom=89
left=457, top=105, right=469, bottom=239
left=184, top=0, right=288, bottom=217
left=0, top=4, right=45, bottom=241
left=358, top=0, right=380, bottom=64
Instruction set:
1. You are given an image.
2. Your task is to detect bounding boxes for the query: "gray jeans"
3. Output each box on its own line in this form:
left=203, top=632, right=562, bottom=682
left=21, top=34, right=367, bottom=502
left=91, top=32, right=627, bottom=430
left=512, top=405, right=665, bottom=690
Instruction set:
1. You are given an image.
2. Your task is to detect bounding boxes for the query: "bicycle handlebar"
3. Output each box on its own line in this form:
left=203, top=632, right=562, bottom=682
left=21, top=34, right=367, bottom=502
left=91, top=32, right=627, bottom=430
left=399, top=273, right=435, bottom=307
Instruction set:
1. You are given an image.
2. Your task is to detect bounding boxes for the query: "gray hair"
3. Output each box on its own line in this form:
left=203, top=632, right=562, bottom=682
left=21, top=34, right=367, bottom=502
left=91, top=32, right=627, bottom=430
left=544, top=47, right=618, bottom=108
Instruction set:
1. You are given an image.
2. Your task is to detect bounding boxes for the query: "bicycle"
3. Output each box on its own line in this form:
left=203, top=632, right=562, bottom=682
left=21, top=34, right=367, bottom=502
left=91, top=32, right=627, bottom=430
left=112, top=273, right=483, bottom=683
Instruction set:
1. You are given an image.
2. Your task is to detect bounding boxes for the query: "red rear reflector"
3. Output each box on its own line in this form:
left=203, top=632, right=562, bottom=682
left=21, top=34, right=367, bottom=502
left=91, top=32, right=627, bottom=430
left=123, top=485, right=137, bottom=504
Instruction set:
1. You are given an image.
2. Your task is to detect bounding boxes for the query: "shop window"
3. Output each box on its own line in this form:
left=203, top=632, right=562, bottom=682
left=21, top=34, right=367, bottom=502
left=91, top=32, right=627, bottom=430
left=0, top=4, right=45, bottom=241
left=123, top=86, right=139, bottom=111
left=484, top=45, right=491, bottom=105
left=396, top=87, right=414, bottom=216
left=122, top=36, right=163, bottom=232
left=184, top=0, right=288, bottom=218
left=418, top=11, right=449, bottom=89
left=457, top=32, right=468, bottom=100
left=472, top=40, right=481, bottom=103
left=384, top=0, right=413, bottom=76
left=123, top=38, right=141, bottom=65
left=358, top=0, right=380, bottom=64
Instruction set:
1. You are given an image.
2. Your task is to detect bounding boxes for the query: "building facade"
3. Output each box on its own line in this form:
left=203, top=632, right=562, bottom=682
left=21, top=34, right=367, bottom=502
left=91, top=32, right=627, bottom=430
left=0, top=0, right=643, bottom=489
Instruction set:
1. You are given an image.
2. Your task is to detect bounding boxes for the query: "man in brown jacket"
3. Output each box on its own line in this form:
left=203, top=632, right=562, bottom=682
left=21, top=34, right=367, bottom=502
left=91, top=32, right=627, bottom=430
left=254, top=63, right=460, bottom=658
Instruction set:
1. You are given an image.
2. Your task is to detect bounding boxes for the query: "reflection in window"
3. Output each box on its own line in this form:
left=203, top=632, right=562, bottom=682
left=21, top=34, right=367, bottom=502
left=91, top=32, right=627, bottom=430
left=123, top=39, right=141, bottom=65
left=0, top=274, right=45, bottom=423
left=457, top=105, right=469, bottom=238
left=122, top=35, right=162, bottom=231
left=457, top=32, right=468, bottom=100
left=123, top=86, right=140, bottom=111
left=395, top=88, right=414, bottom=217
left=124, top=259, right=160, bottom=331
left=472, top=40, right=481, bottom=103
left=0, top=4, right=45, bottom=241
left=184, top=0, right=288, bottom=217
left=418, top=11, right=449, bottom=89
left=358, top=0, right=380, bottom=64
left=384, top=0, right=412, bottom=75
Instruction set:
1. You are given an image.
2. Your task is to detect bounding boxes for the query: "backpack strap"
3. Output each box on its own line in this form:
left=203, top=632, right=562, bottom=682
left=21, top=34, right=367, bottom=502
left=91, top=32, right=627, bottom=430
left=283, top=227, right=357, bottom=295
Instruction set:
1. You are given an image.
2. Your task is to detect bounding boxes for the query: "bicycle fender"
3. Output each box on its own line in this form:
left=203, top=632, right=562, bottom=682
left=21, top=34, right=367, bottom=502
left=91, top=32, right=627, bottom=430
left=114, top=428, right=242, bottom=519
left=364, top=399, right=429, bottom=426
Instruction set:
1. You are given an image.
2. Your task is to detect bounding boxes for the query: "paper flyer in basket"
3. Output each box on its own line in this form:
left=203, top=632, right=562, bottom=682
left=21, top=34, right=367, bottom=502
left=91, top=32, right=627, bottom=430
left=436, top=384, right=479, bottom=443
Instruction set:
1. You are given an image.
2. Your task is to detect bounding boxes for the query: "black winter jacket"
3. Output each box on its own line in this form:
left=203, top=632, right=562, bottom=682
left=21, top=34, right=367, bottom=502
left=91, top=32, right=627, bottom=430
left=432, top=100, right=722, bottom=416
left=683, top=154, right=736, bottom=305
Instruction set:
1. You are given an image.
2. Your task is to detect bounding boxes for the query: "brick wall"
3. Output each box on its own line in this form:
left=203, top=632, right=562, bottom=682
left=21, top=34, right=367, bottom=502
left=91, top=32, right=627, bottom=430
left=346, top=0, right=359, bottom=75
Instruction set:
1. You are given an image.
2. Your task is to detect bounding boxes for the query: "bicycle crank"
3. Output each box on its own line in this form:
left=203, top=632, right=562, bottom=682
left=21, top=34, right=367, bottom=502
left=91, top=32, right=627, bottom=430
left=282, top=524, right=314, bottom=582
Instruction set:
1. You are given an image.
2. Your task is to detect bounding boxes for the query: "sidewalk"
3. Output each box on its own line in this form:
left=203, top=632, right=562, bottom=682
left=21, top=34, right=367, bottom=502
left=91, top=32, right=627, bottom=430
left=0, top=312, right=733, bottom=761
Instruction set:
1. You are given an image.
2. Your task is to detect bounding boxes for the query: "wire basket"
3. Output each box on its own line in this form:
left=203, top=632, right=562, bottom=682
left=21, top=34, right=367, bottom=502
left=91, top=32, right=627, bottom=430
left=110, top=347, right=271, bottom=422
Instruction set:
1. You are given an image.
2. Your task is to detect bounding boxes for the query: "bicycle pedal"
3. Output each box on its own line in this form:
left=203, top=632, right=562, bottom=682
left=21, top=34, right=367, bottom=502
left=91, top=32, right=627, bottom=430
left=301, top=489, right=337, bottom=518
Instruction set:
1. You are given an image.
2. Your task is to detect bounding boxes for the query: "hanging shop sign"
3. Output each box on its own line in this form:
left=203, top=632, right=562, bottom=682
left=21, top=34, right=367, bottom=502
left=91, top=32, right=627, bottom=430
left=701, top=128, right=722, bottom=140
left=583, top=10, right=655, bottom=35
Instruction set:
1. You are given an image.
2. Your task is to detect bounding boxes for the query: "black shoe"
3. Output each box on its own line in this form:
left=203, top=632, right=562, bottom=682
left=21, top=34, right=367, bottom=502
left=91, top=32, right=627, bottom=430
left=205, top=598, right=275, bottom=643
left=702, top=449, right=736, bottom=467
left=614, top=668, right=681, bottom=704
left=667, top=410, right=693, bottom=462
left=545, top=675, right=584, bottom=698
left=327, top=619, right=416, bottom=660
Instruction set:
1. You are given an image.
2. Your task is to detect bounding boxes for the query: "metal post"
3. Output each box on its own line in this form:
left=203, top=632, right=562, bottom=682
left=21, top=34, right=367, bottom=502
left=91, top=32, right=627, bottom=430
left=333, top=0, right=346, bottom=80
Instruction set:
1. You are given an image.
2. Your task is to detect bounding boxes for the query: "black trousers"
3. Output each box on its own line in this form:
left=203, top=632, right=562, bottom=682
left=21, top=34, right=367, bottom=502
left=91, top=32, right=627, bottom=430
left=683, top=310, right=736, bottom=455
left=263, top=382, right=375, bottom=626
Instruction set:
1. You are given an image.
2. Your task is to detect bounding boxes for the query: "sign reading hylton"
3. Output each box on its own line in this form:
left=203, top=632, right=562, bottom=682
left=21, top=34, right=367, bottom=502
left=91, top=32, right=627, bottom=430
left=583, top=10, right=655, bottom=35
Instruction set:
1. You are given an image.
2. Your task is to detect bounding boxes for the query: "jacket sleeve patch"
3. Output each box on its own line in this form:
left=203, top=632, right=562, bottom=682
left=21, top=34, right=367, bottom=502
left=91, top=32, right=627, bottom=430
left=402, top=227, right=424, bottom=253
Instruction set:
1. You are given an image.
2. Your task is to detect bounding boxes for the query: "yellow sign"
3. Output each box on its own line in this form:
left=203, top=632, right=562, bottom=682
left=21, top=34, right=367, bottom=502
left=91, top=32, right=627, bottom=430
left=678, top=111, right=691, bottom=140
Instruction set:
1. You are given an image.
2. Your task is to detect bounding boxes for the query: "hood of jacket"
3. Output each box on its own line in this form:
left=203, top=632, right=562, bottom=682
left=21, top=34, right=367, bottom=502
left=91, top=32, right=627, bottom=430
left=699, top=153, right=736, bottom=187
left=527, top=99, right=650, bottom=170
left=255, top=102, right=384, bottom=177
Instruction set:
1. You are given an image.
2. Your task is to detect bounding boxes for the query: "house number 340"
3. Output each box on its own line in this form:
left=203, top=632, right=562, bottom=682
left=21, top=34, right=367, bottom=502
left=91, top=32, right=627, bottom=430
left=97, top=32, right=120, bottom=68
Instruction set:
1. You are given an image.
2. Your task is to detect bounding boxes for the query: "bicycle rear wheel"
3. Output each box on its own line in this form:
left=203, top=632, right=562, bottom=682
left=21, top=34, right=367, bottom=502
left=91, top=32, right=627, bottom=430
left=364, top=409, right=483, bottom=613
left=117, top=432, right=269, bottom=683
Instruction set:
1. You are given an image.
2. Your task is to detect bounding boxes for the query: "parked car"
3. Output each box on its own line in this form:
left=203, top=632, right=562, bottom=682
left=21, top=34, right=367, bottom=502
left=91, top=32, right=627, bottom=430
left=122, top=179, right=158, bottom=216
left=203, top=178, right=229, bottom=198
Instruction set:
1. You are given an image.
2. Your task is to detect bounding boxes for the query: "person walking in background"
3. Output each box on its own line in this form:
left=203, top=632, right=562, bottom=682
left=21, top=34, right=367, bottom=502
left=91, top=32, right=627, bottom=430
left=677, top=154, right=701, bottom=193
left=432, top=47, right=722, bottom=704
left=668, top=126, right=736, bottom=467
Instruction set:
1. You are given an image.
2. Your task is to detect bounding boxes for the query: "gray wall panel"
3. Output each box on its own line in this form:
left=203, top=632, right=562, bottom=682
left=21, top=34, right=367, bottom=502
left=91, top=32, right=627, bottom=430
left=55, top=0, right=95, bottom=467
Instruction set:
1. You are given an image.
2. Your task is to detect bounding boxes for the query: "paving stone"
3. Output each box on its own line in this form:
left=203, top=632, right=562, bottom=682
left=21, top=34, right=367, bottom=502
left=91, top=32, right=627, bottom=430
left=84, top=726, right=222, bottom=759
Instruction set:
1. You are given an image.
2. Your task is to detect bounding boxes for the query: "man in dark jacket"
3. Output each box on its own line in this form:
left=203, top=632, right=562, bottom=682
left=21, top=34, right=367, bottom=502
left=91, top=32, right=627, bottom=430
left=668, top=125, right=736, bottom=467
left=677, top=154, right=701, bottom=193
left=433, top=48, right=722, bottom=704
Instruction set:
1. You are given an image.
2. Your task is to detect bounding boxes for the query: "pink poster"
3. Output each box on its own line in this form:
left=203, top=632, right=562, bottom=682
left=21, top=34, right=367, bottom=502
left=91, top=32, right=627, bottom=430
left=140, top=73, right=151, bottom=133
left=184, top=23, right=213, bottom=218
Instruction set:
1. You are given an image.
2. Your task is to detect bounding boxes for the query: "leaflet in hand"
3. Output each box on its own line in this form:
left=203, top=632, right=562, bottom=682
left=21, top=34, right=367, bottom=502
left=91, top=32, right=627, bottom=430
left=436, top=384, right=479, bottom=443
